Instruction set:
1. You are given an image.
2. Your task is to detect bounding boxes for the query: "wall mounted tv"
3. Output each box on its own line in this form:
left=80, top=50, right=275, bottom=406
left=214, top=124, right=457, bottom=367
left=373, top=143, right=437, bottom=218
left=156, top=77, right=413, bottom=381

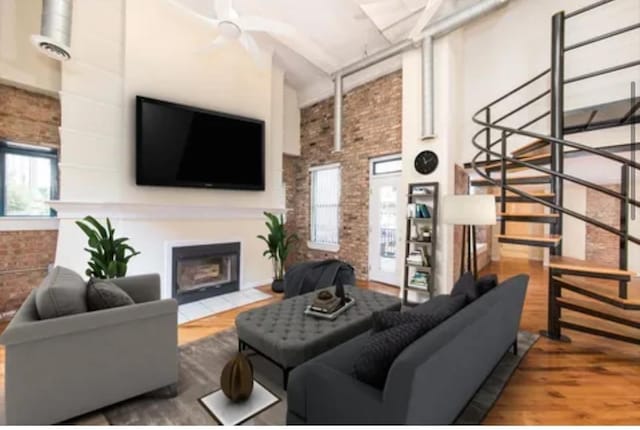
left=136, top=96, right=265, bottom=191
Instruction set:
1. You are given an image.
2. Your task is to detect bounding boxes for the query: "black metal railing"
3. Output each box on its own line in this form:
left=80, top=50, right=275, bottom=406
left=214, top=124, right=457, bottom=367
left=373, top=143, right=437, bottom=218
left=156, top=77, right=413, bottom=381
left=470, top=0, right=640, bottom=314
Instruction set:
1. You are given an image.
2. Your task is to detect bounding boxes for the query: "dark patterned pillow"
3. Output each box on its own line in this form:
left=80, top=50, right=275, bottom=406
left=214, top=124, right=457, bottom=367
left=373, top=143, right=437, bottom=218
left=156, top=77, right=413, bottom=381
left=451, top=272, right=480, bottom=303
left=354, top=319, right=434, bottom=389
left=372, top=310, right=441, bottom=333
left=87, top=279, right=135, bottom=311
left=476, top=274, right=498, bottom=296
left=410, top=294, right=467, bottom=320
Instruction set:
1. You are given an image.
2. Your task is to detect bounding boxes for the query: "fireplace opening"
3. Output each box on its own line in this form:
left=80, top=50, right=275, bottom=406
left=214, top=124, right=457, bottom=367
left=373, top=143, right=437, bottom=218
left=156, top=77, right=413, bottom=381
left=172, top=242, right=240, bottom=305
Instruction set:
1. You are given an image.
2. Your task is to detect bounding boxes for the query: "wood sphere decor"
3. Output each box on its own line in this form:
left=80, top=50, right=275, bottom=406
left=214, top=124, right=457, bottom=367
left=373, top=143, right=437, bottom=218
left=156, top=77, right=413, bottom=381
left=220, top=353, right=254, bottom=402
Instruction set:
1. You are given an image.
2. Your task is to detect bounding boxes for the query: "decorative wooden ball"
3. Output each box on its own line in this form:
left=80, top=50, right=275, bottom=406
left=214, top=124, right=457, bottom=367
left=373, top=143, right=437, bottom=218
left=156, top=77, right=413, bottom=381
left=220, top=353, right=254, bottom=402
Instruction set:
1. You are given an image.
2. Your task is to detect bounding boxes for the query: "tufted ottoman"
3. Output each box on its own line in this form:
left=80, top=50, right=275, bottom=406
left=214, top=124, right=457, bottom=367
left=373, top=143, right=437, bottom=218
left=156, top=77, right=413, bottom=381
left=235, top=285, right=400, bottom=388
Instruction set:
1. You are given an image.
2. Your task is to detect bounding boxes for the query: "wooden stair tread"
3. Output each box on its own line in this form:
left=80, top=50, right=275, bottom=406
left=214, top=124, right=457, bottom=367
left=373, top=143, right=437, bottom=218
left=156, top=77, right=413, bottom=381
left=471, top=175, right=551, bottom=187
left=555, top=275, right=640, bottom=305
left=559, top=314, right=640, bottom=343
left=511, top=139, right=550, bottom=157
left=557, top=296, right=640, bottom=324
left=485, top=154, right=551, bottom=172
left=549, top=256, right=635, bottom=278
left=498, top=212, right=559, bottom=217
left=497, top=234, right=561, bottom=243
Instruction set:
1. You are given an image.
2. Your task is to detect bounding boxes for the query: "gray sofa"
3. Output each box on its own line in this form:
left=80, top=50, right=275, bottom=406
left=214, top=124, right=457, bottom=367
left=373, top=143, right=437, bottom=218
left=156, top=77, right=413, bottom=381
left=286, top=274, right=529, bottom=425
left=0, top=274, right=178, bottom=425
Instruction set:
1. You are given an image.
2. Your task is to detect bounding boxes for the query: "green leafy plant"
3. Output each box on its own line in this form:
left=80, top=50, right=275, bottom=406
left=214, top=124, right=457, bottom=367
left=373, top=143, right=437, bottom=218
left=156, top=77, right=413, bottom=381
left=76, top=216, right=141, bottom=279
left=257, top=212, right=298, bottom=281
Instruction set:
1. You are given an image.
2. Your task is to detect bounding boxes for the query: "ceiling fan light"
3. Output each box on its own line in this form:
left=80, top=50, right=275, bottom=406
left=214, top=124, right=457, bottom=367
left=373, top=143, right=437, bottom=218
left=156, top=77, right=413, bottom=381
left=218, top=21, right=242, bottom=39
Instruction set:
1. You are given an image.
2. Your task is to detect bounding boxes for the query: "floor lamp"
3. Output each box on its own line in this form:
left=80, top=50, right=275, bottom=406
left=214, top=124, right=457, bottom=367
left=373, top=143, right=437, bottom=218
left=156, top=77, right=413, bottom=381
left=442, top=195, right=497, bottom=279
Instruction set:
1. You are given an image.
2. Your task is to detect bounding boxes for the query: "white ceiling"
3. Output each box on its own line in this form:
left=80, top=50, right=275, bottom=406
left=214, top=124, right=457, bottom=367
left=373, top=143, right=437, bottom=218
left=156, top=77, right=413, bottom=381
left=176, top=0, right=481, bottom=106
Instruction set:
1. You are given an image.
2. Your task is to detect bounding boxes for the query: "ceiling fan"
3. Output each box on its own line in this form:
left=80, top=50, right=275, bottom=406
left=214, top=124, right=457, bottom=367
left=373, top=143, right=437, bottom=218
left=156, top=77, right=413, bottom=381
left=183, top=0, right=338, bottom=73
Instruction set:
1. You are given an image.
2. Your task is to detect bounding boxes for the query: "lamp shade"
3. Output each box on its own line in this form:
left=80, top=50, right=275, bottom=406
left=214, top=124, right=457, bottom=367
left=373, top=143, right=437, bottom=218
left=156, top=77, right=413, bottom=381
left=441, top=194, right=497, bottom=226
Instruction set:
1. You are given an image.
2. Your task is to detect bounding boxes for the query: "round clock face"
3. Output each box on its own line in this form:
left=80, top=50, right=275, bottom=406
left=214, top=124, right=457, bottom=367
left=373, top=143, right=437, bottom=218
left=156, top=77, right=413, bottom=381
left=414, top=150, right=439, bottom=175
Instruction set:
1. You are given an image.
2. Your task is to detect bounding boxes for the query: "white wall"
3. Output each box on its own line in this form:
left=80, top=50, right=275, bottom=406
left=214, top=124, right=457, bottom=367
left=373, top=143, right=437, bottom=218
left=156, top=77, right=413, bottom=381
left=459, top=0, right=640, bottom=165
left=402, top=31, right=465, bottom=295
left=55, top=0, right=288, bottom=291
left=0, top=0, right=61, bottom=94
left=283, top=84, right=301, bottom=155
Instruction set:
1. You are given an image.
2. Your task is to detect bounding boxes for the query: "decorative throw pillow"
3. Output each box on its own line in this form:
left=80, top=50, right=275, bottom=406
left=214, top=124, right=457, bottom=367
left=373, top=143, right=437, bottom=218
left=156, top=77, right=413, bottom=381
left=35, top=266, right=88, bottom=320
left=451, top=271, right=480, bottom=304
left=372, top=310, right=440, bottom=333
left=87, top=279, right=135, bottom=311
left=354, top=318, right=434, bottom=389
left=476, top=274, right=498, bottom=296
left=410, top=293, right=467, bottom=320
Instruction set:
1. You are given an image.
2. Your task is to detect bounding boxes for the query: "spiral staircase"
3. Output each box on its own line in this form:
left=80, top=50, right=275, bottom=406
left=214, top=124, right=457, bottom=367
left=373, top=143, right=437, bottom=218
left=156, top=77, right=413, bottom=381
left=468, top=0, right=640, bottom=344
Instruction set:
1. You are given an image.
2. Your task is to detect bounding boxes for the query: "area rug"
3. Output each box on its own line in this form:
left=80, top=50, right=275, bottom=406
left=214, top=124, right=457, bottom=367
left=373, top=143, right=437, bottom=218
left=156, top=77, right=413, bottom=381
left=102, top=329, right=538, bottom=425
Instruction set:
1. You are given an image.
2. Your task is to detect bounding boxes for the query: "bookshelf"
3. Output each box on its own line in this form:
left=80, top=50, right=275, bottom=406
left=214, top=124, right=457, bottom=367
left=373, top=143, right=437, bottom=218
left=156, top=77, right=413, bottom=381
left=403, top=182, right=438, bottom=305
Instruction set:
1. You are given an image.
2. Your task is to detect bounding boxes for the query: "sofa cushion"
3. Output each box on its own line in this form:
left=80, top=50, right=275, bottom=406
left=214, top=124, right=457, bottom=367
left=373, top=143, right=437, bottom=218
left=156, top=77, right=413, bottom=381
left=476, top=274, right=498, bottom=296
left=87, top=279, right=135, bottom=311
left=409, top=294, right=467, bottom=319
left=451, top=272, right=480, bottom=303
left=35, top=266, right=88, bottom=320
left=354, top=317, right=436, bottom=389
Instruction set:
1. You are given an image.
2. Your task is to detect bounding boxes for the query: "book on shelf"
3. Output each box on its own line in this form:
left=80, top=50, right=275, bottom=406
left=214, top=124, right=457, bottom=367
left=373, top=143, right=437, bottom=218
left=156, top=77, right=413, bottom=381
left=408, top=272, right=429, bottom=289
left=407, top=203, right=432, bottom=219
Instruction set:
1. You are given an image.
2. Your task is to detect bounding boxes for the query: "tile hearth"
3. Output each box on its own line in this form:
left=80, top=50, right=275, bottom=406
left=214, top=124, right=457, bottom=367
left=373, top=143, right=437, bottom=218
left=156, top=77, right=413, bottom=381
left=177, top=288, right=271, bottom=324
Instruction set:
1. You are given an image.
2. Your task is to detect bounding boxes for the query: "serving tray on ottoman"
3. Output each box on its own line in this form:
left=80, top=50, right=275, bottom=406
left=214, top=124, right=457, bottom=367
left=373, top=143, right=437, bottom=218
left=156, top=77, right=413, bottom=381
left=235, top=285, right=400, bottom=388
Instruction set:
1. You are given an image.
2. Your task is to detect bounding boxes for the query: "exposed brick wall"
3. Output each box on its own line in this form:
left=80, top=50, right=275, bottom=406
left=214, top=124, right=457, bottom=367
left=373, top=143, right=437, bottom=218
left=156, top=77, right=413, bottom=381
left=284, top=71, right=402, bottom=279
left=0, top=84, right=60, bottom=149
left=0, top=230, right=58, bottom=317
left=283, top=154, right=301, bottom=269
left=586, top=184, right=620, bottom=268
left=0, top=83, right=60, bottom=318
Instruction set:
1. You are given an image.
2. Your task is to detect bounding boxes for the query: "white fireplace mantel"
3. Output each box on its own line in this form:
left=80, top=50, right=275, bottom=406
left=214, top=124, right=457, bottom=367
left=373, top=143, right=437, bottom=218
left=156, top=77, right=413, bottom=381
left=48, top=201, right=286, bottom=221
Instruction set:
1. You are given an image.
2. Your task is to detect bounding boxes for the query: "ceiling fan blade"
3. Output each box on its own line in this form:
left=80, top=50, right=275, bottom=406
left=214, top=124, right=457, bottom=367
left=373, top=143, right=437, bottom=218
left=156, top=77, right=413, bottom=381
left=408, top=0, right=444, bottom=40
left=214, top=0, right=233, bottom=21
left=239, top=33, right=269, bottom=68
left=167, top=0, right=220, bottom=27
left=196, top=35, right=229, bottom=54
left=237, top=15, right=292, bottom=35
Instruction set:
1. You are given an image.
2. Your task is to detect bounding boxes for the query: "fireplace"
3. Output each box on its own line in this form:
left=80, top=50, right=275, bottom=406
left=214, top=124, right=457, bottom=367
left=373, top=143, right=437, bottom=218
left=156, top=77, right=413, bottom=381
left=171, top=242, right=240, bottom=305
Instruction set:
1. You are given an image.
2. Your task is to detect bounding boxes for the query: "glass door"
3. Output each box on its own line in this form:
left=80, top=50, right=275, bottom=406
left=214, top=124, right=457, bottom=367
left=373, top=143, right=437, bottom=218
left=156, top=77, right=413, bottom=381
left=369, top=156, right=402, bottom=286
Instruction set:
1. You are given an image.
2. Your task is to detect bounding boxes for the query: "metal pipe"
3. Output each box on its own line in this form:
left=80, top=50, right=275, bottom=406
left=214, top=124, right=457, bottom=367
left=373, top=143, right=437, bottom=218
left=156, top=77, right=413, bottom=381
left=334, top=74, right=343, bottom=152
left=420, top=0, right=509, bottom=39
left=332, top=0, right=510, bottom=147
left=421, top=37, right=435, bottom=138
left=31, top=0, right=73, bottom=61
left=550, top=11, right=565, bottom=246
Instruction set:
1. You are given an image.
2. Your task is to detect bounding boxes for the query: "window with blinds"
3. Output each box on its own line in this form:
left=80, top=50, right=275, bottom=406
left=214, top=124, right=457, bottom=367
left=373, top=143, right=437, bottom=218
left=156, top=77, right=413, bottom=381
left=310, top=165, right=341, bottom=246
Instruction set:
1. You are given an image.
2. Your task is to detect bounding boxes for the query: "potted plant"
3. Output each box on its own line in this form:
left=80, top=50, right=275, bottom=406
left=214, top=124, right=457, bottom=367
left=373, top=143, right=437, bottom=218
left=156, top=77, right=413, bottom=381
left=76, top=216, right=141, bottom=279
left=257, top=212, right=298, bottom=292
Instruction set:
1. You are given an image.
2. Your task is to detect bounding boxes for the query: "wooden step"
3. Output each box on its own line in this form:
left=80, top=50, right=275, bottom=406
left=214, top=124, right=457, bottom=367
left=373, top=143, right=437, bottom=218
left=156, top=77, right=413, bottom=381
left=559, top=314, right=640, bottom=345
left=498, top=212, right=559, bottom=223
left=495, top=191, right=555, bottom=203
left=554, top=275, right=640, bottom=310
left=511, top=139, right=550, bottom=158
left=549, top=255, right=635, bottom=279
left=557, top=296, right=640, bottom=329
left=497, top=234, right=562, bottom=247
left=485, top=154, right=551, bottom=173
left=471, top=175, right=551, bottom=187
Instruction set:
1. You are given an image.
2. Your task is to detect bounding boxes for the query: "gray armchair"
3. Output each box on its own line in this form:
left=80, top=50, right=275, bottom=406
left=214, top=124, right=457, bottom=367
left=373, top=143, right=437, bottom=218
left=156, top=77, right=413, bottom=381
left=0, top=274, right=178, bottom=425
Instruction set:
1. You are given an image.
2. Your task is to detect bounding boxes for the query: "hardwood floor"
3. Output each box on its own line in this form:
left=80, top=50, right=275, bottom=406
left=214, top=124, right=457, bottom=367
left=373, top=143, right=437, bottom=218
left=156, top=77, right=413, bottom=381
left=2, top=264, right=640, bottom=424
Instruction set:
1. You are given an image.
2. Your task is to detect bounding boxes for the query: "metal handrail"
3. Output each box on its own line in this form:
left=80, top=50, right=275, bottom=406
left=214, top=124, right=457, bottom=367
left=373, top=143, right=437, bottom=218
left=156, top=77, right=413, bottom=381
left=564, top=0, right=615, bottom=19
left=565, top=59, right=640, bottom=85
left=565, top=22, right=640, bottom=51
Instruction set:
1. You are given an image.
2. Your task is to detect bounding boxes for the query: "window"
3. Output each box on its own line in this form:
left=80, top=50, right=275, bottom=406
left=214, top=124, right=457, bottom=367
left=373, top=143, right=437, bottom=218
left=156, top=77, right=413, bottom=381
left=310, top=164, right=341, bottom=250
left=372, top=156, right=401, bottom=175
left=0, top=142, right=58, bottom=217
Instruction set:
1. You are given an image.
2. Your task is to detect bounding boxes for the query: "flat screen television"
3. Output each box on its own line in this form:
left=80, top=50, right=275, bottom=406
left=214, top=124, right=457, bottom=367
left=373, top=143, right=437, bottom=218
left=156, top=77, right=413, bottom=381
left=136, top=96, right=265, bottom=191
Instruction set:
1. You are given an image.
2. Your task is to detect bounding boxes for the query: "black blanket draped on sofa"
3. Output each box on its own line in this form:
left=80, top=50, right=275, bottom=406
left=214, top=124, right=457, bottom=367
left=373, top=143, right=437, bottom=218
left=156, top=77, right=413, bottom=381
left=283, top=260, right=356, bottom=298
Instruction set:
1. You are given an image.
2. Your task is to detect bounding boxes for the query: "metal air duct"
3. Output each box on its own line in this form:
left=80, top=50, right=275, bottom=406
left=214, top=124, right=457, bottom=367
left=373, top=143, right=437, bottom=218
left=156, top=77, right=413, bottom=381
left=31, top=0, right=73, bottom=61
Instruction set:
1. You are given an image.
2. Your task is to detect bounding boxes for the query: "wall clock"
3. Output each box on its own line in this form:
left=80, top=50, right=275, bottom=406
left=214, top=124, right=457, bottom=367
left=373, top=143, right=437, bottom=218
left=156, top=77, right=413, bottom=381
left=414, top=150, right=439, bottom=175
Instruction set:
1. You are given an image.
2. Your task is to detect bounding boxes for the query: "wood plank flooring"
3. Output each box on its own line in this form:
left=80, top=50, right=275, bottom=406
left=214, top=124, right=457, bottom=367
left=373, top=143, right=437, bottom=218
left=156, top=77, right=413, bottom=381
left=2, top=262, right=640, bottom=424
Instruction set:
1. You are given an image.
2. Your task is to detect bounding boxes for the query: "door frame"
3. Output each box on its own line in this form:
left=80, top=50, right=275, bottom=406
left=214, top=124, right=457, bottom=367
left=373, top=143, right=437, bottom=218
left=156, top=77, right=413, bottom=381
left=368, top=154, right=403, bottom=286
